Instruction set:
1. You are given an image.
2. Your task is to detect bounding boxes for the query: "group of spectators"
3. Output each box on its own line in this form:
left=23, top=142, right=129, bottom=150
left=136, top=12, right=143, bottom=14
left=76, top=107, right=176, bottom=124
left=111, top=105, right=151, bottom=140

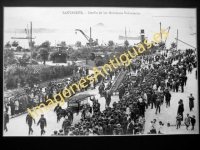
left=4, top=48, right=197, bottom=135
left=50, top=49, right=197, bottom=136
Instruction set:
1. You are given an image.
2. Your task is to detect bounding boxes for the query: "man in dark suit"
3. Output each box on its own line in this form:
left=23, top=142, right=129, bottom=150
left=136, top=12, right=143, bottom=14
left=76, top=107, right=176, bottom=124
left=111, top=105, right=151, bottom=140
left=26, top=113, right=35, bottom=135
left=127, top=118, right=134, bottom=135
left=151, top=92, right=157, bottom=109
left=177, top=99, right=184, bottom=122
left=4, top=111, right=9, bottom=132
left=165, top=89, right=171, bottom=108
left=155, top=96, right=161, bottom=114
left=105, top=90, right=112, bottom=108
left=37, top=114, right=47, bottom=136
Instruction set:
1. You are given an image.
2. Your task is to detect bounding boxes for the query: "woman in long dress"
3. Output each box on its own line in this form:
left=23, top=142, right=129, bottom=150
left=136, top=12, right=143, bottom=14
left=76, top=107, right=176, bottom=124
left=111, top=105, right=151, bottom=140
left=188, top=94, right=195, bottom=111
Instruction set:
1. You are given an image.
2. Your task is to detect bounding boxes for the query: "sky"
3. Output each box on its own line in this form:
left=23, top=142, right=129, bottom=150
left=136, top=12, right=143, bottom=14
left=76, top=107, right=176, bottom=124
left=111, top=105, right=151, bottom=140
left=4, top=7, right=197, bottom=49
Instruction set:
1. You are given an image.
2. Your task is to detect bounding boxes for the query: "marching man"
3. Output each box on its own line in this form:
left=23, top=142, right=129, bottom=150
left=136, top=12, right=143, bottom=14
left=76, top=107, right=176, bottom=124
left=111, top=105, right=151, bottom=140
left=37, top=114, right=47, bottom=136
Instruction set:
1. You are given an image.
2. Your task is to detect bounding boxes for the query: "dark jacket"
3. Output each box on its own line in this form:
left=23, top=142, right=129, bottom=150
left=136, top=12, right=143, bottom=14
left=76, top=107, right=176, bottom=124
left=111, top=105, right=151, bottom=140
left=37, top=117, right=47, bottom=127
left=165, top=92, right=171, bottom=101
left=26, top=114, right=35, bottom=125
left=127, top=122, right=134, bottom=134
left=178, top=103, right=184, bottom=112
left=189, top=117, right=196, bottom=125
left=62, top=119, right=71, bottom=130
left=4, top=113, right=9, bottom=124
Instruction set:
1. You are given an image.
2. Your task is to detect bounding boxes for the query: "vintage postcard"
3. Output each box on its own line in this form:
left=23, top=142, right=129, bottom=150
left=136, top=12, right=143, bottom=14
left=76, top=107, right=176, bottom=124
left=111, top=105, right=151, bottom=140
left=3, top=7, right=198, bottom=136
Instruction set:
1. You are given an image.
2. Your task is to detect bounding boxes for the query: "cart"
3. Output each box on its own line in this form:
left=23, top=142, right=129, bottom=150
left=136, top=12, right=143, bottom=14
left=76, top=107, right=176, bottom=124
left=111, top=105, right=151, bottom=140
left=66, top=94, right=94, bottom=114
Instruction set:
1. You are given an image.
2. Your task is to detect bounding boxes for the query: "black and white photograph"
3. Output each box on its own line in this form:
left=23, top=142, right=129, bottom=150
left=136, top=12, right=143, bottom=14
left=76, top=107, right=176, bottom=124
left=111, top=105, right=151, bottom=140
left=3, top=7, right=198, bottom=136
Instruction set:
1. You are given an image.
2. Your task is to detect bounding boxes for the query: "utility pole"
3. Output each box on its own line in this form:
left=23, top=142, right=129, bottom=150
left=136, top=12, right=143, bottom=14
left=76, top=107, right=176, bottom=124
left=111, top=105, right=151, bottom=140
left=11, top=22, right=35, bottom=55
left=30, top=22, right=32, bottom=60
left=176, top=29, right=178, bottom=51
left=160, top=22, right=162, bottom=43
left=86, top=27, right=92, bottom=65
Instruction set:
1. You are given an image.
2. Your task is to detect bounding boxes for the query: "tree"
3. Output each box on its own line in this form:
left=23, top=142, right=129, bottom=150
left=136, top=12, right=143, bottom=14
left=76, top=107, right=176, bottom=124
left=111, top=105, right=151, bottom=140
left=31, top=50, right=38, bottom=59
left=16, top=46, right=23, bottom=52
left=29, top=41, right=35, bottom=47
left=60, top=41, right=67, bottom=47
left=89, top=52, right=96, bottom=61
left=69, top=51, right=79, bottom=61
left=41, top=41, right=51, bottom=49
left=4, top=48, right=16, bottom=66
left=75, top=41, right=81, bottom=47
left=12, top=41, right=19, bottom=47
left=108, top=40, right=114, bottom=47
left=80, top=47, right=91, bottom=64
left=5, top=41, right=11, bottom=48
left=93, top=41, right=98, bottom=46
left=171, top=42, right=177, bottom=49
left=124, top=40, right=129, bottom=47
left=38, top=48, right=49, bottom=65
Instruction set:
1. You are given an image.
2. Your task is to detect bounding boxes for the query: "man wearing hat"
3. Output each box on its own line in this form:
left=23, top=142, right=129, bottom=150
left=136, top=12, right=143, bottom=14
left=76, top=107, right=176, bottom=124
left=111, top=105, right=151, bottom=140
left=188, top=93, right=195, bottom=111
left=165, top=89, right=171, bottom=108
left=26, top=112, right=36, bottom=135
left=62, top=118, right=71, bottom=132
left=4, top=111, right=9, bottom=132
left=105, top=89, right=112, bottom=108
left=177, top=99, right=184, bottom=122
left=189, top=115, right=196, bottom=131
left=127, top=118, right=134, bottom=135
left=37, top=114, right=47, bottom=136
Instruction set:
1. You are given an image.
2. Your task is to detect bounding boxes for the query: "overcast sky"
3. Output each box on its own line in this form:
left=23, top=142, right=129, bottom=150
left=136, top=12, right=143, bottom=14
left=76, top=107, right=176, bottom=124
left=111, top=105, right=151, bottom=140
left=4, top=7, right=197, bottom=49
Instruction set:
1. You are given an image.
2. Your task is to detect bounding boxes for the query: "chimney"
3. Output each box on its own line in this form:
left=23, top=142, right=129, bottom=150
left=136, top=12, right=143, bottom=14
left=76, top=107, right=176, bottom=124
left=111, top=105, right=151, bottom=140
left=140, top=29, right=145, bottom=43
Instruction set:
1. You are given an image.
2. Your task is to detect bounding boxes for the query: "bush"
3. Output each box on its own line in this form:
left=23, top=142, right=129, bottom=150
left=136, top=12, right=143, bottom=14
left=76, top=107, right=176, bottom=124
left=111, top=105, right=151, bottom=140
left=5, top=64, right=78, bottom=89
left=31, top=51, right=38, bottom=59
left=30, top=59, right=39, bottom=65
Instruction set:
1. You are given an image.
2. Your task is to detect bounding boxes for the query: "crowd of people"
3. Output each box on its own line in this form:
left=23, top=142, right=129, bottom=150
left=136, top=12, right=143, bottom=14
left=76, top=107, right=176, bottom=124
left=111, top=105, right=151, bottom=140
left=4, top=48, right=197, bottom=135
left=49, top=49, right=197, bottom=136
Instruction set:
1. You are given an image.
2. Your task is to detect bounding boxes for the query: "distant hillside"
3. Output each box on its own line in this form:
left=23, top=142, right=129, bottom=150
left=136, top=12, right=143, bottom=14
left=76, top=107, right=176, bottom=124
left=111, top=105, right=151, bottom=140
left=5, top=28, right=58, bottom=33
left=94, top=23, right=106, bottom=28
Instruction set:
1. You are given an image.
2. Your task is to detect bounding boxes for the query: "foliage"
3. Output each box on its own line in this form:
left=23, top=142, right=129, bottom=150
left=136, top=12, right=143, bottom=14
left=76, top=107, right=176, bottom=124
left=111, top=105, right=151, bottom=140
left=11, top=41, right=19, bottom=47
left=38, top=48, right=50, bottom=65
left=69, top=51, right=80, bottom=61
left=5, top=64, right=78, bottom=89
left=4, top=48, right=16, bottom=66
left=16, top=46, right=23, bottom=52
left=124, top=40, right=129, bottom=47
left=171, top=42, right=177, bottom=49
left=75, top=41, right=81, bottom=47
left=94, top=55, right=106, bottom=66
left=31, top=50, right=38, bottom=59
left=89, top=52, right=96, bottom=61
left=29, top=41, right=35, bottom=47
left=36, top=54, right=42, bottom=61
left=41, top=40, right=51, bottom=49
left=95, top=59, right=105, bottom=67
left=49, top=51, right=68, bottom=63
left=5, top=41, right=11, bottom=48
left=30, top=59, right=39, bottom=65
left=60, top=41, right=67, bottom=47
left=108, top=40, right=114, bottom=47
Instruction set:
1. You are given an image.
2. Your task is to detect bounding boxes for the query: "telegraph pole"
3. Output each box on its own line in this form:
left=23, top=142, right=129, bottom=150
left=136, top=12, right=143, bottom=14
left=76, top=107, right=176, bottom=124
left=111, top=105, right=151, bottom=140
left=30, top=22, right=32, bottom=60
left=160, top=22, right=162, bottom=42
left=176, top=29, right=178, bottom=51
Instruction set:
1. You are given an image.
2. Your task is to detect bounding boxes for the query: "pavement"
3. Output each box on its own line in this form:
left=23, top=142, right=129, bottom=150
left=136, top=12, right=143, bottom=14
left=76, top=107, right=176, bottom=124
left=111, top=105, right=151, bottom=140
left=4, top=51, right=199, bottom=136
